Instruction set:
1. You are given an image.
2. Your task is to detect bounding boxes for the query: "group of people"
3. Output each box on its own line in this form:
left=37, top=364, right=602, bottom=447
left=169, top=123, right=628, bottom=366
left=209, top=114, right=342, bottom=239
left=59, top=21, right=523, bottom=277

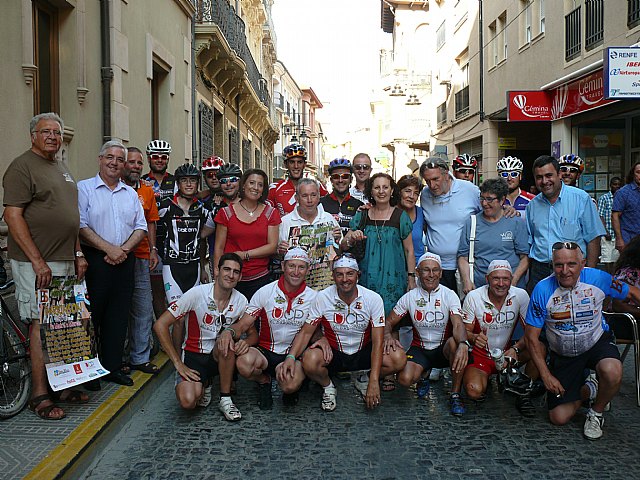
left=4, top=112, right=640, bottom=442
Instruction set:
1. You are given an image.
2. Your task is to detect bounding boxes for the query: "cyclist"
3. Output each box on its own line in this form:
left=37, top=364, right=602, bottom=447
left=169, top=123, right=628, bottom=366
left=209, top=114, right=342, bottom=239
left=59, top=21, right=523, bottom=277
left=268, top=143, right=326, bottom=217
left=216, top=163, right=243, bottom=205
left=497, top=156, right=534, bottom=219
left=452, top=154, right=478, bottom=183
left=199, top=156, right=226, bottom=274
left=558, top=154, right=584, bottom=187
left=320, top=158, right=363, bottom=236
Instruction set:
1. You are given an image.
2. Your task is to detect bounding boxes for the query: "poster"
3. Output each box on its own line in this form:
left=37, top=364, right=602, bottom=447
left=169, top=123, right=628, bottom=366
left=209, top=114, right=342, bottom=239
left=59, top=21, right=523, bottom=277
left=609, top=155, right=621, bottom=172
left=584, top=157, right=596, bottom=174
left=581, top=174, right=595, bottom=191
left=596, top=156, right=608, bottom=173
left=38, top=276, right=108, bottom=391
left=596, top=174, right=608, bottom=191
left=288, top=223, right=336, bottom=290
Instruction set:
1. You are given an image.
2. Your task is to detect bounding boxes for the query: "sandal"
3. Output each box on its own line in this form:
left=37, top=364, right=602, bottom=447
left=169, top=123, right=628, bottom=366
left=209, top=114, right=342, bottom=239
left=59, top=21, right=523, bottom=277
left=28, top=394, right=66, bottom=420
left=50, top=389, right=90, bottom=404
left=130, top=362, right=160, bottom=374
left=382, top=375, right=396, bottom=392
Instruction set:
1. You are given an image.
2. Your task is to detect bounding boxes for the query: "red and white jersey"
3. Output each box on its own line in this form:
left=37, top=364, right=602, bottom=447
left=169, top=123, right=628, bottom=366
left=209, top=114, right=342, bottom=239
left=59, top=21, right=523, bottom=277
left=168, top=283, right=248, bottom=354
left=392, top=284, right=462, bottom=350
left=462, top=285, right=529, bottom=352
left=246, top=278, right=317, bottom=354
left=307, top=285, right=385, bottom=355
left=267, top=178, right=327, bottom=217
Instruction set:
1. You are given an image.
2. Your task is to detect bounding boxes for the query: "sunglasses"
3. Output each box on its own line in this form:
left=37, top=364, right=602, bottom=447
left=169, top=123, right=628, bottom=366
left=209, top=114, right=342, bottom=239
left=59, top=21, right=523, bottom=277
left=353, top=164, right=371, bottom=171
left=219, top=176, right=239, bottom=185
left=560, top=166, right=580, bottom=174
left=500, top=171, right=520, bottom=178
left=285, top=149, right=306, bottom=158
left=205, top=171, right=219, bottom=179
left=331, top=173, right=351, bottom=181
left=552, top=241, right=580, bottom=251
left=149, top=154, right=169, bottom=161
left=456, top=168, right=475, bottom=175
left=424, top=161, right=448, bottom=170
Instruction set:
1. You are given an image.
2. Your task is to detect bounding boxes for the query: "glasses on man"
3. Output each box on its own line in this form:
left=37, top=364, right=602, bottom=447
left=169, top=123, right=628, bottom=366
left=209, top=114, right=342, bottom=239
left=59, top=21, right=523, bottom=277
left=479, top=196, right=499, bottom=203
left=417, top=266, right=441, bottom=274
left=353, top=164, right=371, bottom=171
left=149, top=154, right=169, bottom=161
left=36, top=129, right=62, bottom=138
left=101, top=154, right=125, bottom=163
left=219, top=176, right=239, bottom=185
left=500, top=171, right=520, bottom=178
left=456, top=168, right=475, bottom=175
left=552, top=241, right=580, bottom=251
left=559, top=166, right=580, bottom=174
left=331, top=173, right=351, bottom=181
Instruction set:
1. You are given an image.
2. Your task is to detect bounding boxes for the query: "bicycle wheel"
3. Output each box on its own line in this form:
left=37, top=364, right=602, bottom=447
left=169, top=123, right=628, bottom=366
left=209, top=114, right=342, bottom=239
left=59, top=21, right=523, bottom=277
left=0, top=317, right=31, bottom=419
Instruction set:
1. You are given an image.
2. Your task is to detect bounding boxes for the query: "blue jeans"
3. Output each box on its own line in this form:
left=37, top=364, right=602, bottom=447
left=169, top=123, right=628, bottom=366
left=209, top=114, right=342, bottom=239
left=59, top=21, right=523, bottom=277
left=129, top=257, right=154, bottom=365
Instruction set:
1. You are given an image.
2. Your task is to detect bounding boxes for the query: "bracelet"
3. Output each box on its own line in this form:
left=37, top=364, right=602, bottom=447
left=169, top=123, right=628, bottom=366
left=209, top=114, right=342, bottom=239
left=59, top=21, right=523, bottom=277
left=408, top=272, right=416, bottom=277
left=223, top=327, right=237, bottom=339
left=286, top=354, right=296, bottom=361
left=245, top=251, right=250, bottom=262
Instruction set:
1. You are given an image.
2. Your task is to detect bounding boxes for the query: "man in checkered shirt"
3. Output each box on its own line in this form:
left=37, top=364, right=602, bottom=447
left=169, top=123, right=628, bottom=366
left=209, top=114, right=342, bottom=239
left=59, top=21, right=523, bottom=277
left=597, top=176, right=622, bottom=273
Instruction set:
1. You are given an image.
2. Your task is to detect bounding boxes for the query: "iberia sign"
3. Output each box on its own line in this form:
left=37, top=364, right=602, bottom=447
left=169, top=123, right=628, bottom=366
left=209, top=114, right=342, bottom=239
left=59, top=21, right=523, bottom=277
left=507, top=69, right=615, bottom=122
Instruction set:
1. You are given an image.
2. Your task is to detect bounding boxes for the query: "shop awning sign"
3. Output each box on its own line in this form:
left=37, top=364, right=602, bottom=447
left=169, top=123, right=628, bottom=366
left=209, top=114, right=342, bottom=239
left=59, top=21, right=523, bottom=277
left=604, top=47, right=640, bottom=99
left=507, top=69, right=615, bottom=121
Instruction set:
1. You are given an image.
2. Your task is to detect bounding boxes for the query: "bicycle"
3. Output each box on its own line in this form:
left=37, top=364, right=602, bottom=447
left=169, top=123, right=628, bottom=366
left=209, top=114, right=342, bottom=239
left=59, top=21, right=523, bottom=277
left=0, top=279, right=32, bottom=419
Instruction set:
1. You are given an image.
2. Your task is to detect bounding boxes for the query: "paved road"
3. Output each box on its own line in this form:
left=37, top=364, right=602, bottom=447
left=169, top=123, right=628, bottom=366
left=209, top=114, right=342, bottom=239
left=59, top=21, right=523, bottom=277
left=79, top=358, right=640, bottom=480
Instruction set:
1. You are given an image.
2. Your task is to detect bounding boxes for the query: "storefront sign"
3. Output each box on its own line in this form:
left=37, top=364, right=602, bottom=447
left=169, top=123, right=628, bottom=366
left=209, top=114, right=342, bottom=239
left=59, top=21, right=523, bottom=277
left=498, top=137, right=517, bottom=149
left=604, top=47, right=640, bottom=99
left=507, top=70, right=616, bottom=122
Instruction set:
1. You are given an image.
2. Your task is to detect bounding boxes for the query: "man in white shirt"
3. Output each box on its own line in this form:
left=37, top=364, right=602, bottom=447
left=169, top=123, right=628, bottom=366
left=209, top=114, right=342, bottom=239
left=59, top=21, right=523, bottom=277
left=349, top=153, right=372, bottom=203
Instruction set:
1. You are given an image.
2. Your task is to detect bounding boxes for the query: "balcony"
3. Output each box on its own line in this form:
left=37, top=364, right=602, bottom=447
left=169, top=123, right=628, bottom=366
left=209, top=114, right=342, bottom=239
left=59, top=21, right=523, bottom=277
left=565, top=7, right=581, bottom=61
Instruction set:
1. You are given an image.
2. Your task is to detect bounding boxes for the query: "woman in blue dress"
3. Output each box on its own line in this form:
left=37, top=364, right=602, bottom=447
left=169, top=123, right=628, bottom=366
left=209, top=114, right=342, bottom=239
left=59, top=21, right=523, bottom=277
left=397, top=174, right=425, bottom=265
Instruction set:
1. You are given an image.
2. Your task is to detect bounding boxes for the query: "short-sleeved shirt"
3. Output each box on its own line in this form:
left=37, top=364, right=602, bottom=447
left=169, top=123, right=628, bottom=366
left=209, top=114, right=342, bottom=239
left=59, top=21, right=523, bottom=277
left=168, top=282, right=247, bottom=354
left=457, top=214, right=529, bottom=287
left=504, top=189, right=535, bottom=220
left=307, top=284, right=385, bottom=355
left=142, top=171, right=176, bottom=258
left=612, top=182, right=640, bottom=244
left=525, top=268, right=629, bottom=357
left=525, top=184, right=605, bottom=263
left=267, top=178, right=328, bottom=217
left=319, top=192, right=363, bottom=236
left=392, top=284, right=462, bottom=350
left=3, top=150, right=80, bottom=261
left=245, top=278, right=316, bottom=354
left=349, top=186, right=368, bottom=204
left=410, top=206, right=426, bottom=264
left=420, top=177, right=481, bottom=270
left=597, top=191, right=615, bottom=238
left=214, top=203, right=281, bottom=281
left=463, top=285, right=529, bottom=352
left=158, top=195, right=207, bottom=264
left=615, top=266, right=640, bottom=307
left=133, top=183, right=160, bottom=259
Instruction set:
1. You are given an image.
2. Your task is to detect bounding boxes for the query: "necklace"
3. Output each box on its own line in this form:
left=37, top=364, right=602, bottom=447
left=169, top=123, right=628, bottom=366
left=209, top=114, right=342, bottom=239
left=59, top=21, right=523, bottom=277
left=372, top=207, right=392, bottom=243
left=239, top=200, right=259, bottom=217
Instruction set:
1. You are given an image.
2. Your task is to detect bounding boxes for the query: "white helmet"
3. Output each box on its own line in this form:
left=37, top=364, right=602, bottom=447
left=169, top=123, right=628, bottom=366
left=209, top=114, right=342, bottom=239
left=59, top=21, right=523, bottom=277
left=146, top=139, right=172, bottom=156
left=496, top=156, right=523, bottom=173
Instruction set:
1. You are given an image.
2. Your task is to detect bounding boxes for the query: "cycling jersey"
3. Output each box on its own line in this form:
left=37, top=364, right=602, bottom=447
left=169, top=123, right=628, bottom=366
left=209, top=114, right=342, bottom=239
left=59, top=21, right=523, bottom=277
left=163, top=262, right=200, bottom=304
left=142, top=171, right=176, bottom=258
left=307, top=284, right=385, bottom=355
left=504, top=189, right=535, bottom=219
left=349, top=186, right=368, bottom=204
left=463, top=285, right=529, bottom=352
left=392, top=284, right=462, bottom=351
left=246, top=277, right=317, bottom=354
left=168, top=282, right=248, bottom=354
left=158, top=194, right=207, bottom=265
left=267, top=178, right=328, bottom=217
left=320, top=193, right=363, bottom=236
left=526, top=268, right=629, bottom=357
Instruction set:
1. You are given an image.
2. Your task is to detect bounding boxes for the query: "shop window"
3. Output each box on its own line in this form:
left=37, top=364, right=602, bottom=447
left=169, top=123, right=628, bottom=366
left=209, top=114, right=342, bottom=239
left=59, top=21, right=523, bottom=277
left=33, top=0, right=59, bottom=115
left=577, top=123, right=625, bottom=200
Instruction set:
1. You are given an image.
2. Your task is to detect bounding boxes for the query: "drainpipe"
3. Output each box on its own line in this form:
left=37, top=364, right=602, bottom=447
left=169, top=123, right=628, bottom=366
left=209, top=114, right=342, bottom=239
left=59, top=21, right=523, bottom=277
left=478, top=0, right=485, bottom=122
left=100, top=0, right=113, bottom=141
left=191, top=13, right=197, bottom=164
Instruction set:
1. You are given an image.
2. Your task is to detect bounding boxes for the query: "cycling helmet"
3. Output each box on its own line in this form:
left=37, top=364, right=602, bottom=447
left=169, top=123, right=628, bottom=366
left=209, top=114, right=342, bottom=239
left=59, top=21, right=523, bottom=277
left=496, top=156, right=524, bottom=173
left=146, top=139, right=172, bottom=156
left=174, top=163, right=200, bottom=179
left=202, top=155, right=225, bottom=172
left=328, top=158, right=352, bottom=174
left=284, top=143, right=307, bottom=160
left=558, top=154, right=584, bottom=172
left=452, top=153, right=477, bottom=170
left=216, top=163, right=242, bottom=179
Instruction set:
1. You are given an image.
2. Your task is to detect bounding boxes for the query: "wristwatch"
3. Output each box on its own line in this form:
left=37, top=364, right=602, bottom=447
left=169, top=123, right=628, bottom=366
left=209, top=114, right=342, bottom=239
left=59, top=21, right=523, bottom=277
left=462, top=340, right=472, bottom=349
left=75, top=251, right=85, bottom=258
left=512, top=346, right=521, bottom=355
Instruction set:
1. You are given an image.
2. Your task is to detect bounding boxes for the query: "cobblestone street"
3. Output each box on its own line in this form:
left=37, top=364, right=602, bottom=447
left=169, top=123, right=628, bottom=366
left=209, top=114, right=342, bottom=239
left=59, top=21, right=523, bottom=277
left=79, top=361, right=640, bottom=480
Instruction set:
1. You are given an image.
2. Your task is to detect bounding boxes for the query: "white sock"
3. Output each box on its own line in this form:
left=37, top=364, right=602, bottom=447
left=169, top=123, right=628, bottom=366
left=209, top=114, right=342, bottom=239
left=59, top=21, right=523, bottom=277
left=324, top=381, right=335, bottom=390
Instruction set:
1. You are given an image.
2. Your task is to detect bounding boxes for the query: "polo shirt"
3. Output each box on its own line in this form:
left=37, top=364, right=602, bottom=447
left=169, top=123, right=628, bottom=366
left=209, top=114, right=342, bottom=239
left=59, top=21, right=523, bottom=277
left=612, top=182, right=640, bottom=244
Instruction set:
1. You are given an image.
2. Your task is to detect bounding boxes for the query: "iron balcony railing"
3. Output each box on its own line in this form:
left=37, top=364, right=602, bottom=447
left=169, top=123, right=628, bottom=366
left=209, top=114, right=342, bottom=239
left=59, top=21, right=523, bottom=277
left=565, top=6, right=581, bottom=61
left=195, top=0, right=270, bottom=109
left=585, top=0, right=603, bottom=51
left=629, top=0, right=640, bottom=28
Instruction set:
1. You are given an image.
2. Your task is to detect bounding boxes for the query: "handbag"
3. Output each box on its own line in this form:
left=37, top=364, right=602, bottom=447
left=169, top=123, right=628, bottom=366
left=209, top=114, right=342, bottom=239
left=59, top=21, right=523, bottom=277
left=348, top=209, right=368, bottom=262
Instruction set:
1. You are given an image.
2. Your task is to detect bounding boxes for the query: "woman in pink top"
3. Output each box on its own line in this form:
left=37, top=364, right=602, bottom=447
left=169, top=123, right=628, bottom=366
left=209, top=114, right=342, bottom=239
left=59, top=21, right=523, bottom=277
left=214, top=169, right=280, bottom=300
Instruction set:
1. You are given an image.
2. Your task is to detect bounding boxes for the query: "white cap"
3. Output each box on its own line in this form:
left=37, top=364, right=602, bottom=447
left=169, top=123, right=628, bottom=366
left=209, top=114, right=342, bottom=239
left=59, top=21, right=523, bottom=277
left=332, top=255, right=359, bottom=271
left=487, top=260, right=512, bottom=275
left=417, top=252, right=442, bottom=267
left=284, top=247, right=311, bottom=264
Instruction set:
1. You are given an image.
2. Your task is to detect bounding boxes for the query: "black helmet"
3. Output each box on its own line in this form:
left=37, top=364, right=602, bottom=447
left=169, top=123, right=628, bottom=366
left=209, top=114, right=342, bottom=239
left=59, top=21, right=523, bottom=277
left=174, top=163, right=200, bottom=179
left=216, top=163, right=242, bottom=179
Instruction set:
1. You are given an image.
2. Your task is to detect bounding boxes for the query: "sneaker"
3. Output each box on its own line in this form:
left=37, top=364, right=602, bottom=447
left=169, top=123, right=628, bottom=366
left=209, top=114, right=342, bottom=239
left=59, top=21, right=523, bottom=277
left=282, top=391, right=299, bottom=406
left=321, top=386, right=337, bottom=412
left=584, top=373, right=611, bottom=412
left=416, top=377, right=430, bottom=398
left=429, top=368, right=444, bottom=381
left=450, top=393, right=466, bottom=417
left=258, top=382, right=273, bottom=410
left=354, top=372, right=369, bottom=396
left=218, top=397, right=241, bottom=421
left=584, top=409, right=604, bottom=440
left=197, top=385, right=212, bottom=407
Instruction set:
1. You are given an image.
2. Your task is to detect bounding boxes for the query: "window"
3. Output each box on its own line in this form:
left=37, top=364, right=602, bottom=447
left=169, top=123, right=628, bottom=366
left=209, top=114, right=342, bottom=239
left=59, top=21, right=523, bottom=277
left=32, top=1, right=59, bottom=114
left=455, top=86, right=469, bottom=119
left=436, top=21, right=446, bottom=51
left=499, top=12, right=508, bottom=60
left=565, top=6, right=581, bottom=61
left=151, top=63, right=168, bottom=140
left=630, top=0, right=640, bottom=28
left=540, top=0, right=545, bottom=33
left=585, top=0, right=603, bottom=50
left=489, top=21, right=498, bottom=67
left=521, top=0, right=532, bottom=45
left=437, top=102, right=447, bottom=127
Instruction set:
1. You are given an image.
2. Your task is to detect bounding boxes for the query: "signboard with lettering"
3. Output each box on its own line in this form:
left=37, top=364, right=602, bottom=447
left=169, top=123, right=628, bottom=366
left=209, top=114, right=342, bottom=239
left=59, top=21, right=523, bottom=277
left=603, top=47, right=640, bottom=99
left=287, top=224, right=336, bottom=290
left=39, top=277, right=108, bottom=391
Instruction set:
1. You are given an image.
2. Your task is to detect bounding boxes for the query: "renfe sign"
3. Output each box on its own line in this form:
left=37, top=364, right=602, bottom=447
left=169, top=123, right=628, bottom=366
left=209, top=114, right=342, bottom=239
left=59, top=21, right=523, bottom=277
left=603, top=46, right=640, bottom=99
left=507, top=69, right=615, bottom=121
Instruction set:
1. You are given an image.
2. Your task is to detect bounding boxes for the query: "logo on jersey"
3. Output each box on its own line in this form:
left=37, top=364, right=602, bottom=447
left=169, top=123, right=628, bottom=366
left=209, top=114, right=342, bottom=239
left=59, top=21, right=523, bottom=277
left=500, top=231, right=514, bottom=242
left=273, top=307, right=284, bottom=319
left=203, top=313, right=214, bottom=325
left=275, top=296, right=286, bottom=305
left=334, top=301, right=346, bottom=310
left=506, top=298, right=512, bottom=307
left=355, top=301, right=362, bottom=309
left=552, top=296, right=561, bottom=305
left=483, top=312, right=494, bottom=324
left=228, top=304, right=234, bottom=312
left=416, top=298, right=427, bottom=307
left=551, top=310, right=572, bottom=320
left=434, top=299, right=441, bottom=307
left=334, top=313, right=345, bottom=324
left=297, top=298, right=305, bottom=305
left=415, top=310, right=424, bottom=321
left=169, top=303, right=178, bottom=312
